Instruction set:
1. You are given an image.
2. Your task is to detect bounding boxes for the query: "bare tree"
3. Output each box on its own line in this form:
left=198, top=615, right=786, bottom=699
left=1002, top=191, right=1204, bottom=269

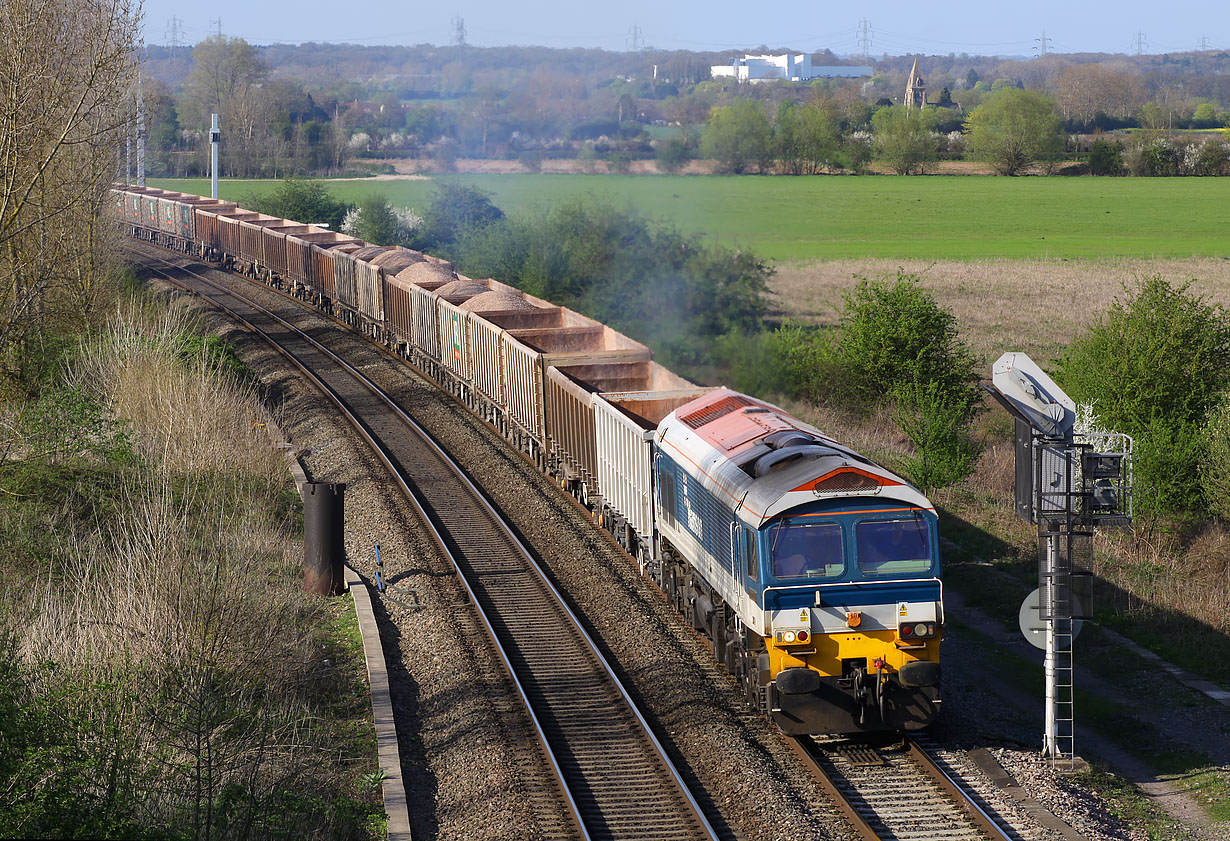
left=180, top=36, right=269, bottom=178
left=1054, top=64, right=1145, bottom=124
left=0, top=0, right=140, bottom=388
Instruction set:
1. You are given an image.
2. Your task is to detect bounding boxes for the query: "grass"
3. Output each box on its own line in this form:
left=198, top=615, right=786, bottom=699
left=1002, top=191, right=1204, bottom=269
left=1075, top=766, right=1191, bottom=841
left=147, top=174, right=1230, bottom=263
left=770, top=256, right=1230, bottom=368
left=0, top=285, right=382, bottom=838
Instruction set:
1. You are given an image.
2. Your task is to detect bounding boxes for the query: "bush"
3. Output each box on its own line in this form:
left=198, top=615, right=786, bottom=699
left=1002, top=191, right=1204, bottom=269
left=870, top=106, right=940, bottom=175
left=1125, top=138, right=1180, bottom=176
left=244, top=178, right=351, bottom=231
left=1087, top=138, right=1124, bottom=176
left=701, top=99, right=773, bottom=174
left=655, top=138, right=690, bottom=173
left=764, top=322, right=843, bottom=405
left=1201, top=396, right=1230, bottom=519
left=413, top=182, right=504, bottom=253
left=343, top=192, right=419, bottom=246
left=766, top=274, right=981, bottom=492
left=448, top=195, right=771, bottom=370
left=1055, top=276, right=1230, bottom=518
left=838, top=272, right=981, bottom=412
left=893, top=380, right=981, bottom=493
left=1194, top=138, right=1230, bottom=176
left=963, top=88, right=1065, bottom=175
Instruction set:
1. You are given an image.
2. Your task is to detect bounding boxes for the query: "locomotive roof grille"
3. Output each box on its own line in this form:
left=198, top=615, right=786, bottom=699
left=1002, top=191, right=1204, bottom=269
left=813, top=469, right=881, bottom=492
left=679, top=394, right=755, bottom=429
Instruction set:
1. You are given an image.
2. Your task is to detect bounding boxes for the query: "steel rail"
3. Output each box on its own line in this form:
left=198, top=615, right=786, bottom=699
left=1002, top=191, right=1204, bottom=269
left=907, top=738, right=1015, bottom=841
left=131, top=247, right=720, bottom=841
left=788, top=736, right=883, bottom=841
left=793, top=735, right=1019, bottom=841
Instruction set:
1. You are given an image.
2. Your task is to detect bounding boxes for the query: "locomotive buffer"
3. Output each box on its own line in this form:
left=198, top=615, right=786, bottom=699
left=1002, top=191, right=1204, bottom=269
left=988, top=353, right=1133, bottom=767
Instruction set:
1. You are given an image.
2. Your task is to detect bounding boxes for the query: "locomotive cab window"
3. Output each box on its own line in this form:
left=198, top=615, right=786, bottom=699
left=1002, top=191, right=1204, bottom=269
left=657, top=461, right=677, bottom=528
left=769, top=520, right=843, bottom=580
left=743, top=527, right=758, bottom=581
left=856, top=516, right=932, bottom=576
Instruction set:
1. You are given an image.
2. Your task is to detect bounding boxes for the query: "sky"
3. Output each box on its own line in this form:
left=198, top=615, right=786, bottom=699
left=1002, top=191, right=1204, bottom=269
left=139, top=0, right=1226, bottom=58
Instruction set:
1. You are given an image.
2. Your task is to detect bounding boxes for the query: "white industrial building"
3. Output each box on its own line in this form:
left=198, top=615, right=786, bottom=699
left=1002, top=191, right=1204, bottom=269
left=710, top=54, right=873, bottom=83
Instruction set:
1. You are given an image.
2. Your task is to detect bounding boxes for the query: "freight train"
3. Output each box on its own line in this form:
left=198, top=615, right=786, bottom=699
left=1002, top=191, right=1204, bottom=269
left=113, top=185, right=942, bottom=734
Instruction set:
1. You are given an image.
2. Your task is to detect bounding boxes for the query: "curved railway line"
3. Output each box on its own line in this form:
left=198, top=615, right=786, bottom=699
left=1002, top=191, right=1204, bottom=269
left=124, top=239, right=1086, bottom=841
left=129, top=243, right=719, bottom=841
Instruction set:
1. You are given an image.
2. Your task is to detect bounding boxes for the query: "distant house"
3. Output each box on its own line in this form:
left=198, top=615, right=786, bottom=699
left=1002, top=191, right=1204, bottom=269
left=710, top=54, right=873, bottom=83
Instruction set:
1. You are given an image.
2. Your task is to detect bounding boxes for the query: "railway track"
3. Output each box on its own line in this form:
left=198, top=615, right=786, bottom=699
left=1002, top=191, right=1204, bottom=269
left=792, top=735, right=1036, bottom=841
left=129, top=245, right=720, bottom=841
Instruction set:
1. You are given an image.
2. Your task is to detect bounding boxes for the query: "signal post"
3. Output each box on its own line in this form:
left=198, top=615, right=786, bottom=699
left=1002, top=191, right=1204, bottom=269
left=989, top=353, right=1133, bottom=767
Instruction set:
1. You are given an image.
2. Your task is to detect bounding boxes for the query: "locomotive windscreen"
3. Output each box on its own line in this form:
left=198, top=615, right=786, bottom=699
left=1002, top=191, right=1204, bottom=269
left=855, top=516, right=932, bottom=576
left=769, top=520, right=844, bottom=579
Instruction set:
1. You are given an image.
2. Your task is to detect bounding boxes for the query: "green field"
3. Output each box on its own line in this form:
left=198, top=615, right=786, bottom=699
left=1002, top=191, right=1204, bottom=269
left=149, top=174, right=1230, bottom=263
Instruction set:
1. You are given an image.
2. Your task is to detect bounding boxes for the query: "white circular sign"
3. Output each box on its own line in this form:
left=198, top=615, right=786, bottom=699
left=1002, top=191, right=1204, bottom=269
left=1018, top=587, right=1084, bottom=650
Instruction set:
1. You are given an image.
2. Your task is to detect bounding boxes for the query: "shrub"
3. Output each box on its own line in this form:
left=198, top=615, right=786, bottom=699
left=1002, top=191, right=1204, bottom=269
left=892, top=380, right=981, bottom=493
left=963, top=88, right=1065, bottom=175
left=344, top=192, right=418, bottom=246
left=606, top=151, right=635, bottom=174
left=518, top=149, right=544, bottom=172
left=775, top=273, right=982, bottom=492
left=838, top=272, right=981, bottom=412
left=1087, top=138, right=1124, bottom=176
left=655, top=138, right=690, bottom=173
left=244, top=179, right=352, bottom=231
left=1195, top=138, right=1230, bottom=176
left=413, top=182, right=504, bottom=253
left=1125, top=138, right=1180, bottom=176
left=448, top=195, right=771, bottom=372
left=764, top=322, right=844, bottom=405
left=1055, top=276, right=1230, bottom=518
left=701, top=99, right=773, bottom=174
left=1201, top=396, right=1230, bottom=519
left=870, top=106, right=940, bottom=175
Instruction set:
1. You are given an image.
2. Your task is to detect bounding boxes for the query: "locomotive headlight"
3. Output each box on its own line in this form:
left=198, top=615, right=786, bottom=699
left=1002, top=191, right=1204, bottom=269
left=900, top=623, right=937, bottom=639
left=774, top=629, right=811, bottom=645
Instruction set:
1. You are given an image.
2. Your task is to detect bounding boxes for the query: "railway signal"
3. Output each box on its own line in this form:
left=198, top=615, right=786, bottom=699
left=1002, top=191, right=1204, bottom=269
left=989, top=352, right=1133, bottom=767
left=210, top=114, right=221, bottom=200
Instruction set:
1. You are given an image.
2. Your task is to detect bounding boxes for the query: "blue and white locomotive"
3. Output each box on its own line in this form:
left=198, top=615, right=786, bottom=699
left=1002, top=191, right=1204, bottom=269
left=652, top=389, right=942, bottom=734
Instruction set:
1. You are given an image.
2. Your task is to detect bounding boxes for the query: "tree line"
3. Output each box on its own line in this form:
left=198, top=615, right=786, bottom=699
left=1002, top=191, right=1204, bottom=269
left=139, top=36, right=1230, bottom=180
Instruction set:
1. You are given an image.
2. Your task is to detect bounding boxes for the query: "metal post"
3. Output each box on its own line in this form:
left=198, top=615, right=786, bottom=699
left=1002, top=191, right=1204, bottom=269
left=303, top=482, right=346, bottom=595
left=136, top=83, right=145, bottom=187
left=1043, top=534, right=1057, bottom=758
left=210, top=113, right=220, bottom=199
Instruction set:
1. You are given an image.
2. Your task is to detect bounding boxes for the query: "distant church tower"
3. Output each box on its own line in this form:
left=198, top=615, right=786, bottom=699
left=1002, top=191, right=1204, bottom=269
left=905, top=59, right=926, bottom=109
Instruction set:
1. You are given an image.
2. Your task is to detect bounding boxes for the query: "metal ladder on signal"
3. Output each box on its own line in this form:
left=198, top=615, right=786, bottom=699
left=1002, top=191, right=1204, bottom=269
left=1052, top=616, right=1076, bottom=764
